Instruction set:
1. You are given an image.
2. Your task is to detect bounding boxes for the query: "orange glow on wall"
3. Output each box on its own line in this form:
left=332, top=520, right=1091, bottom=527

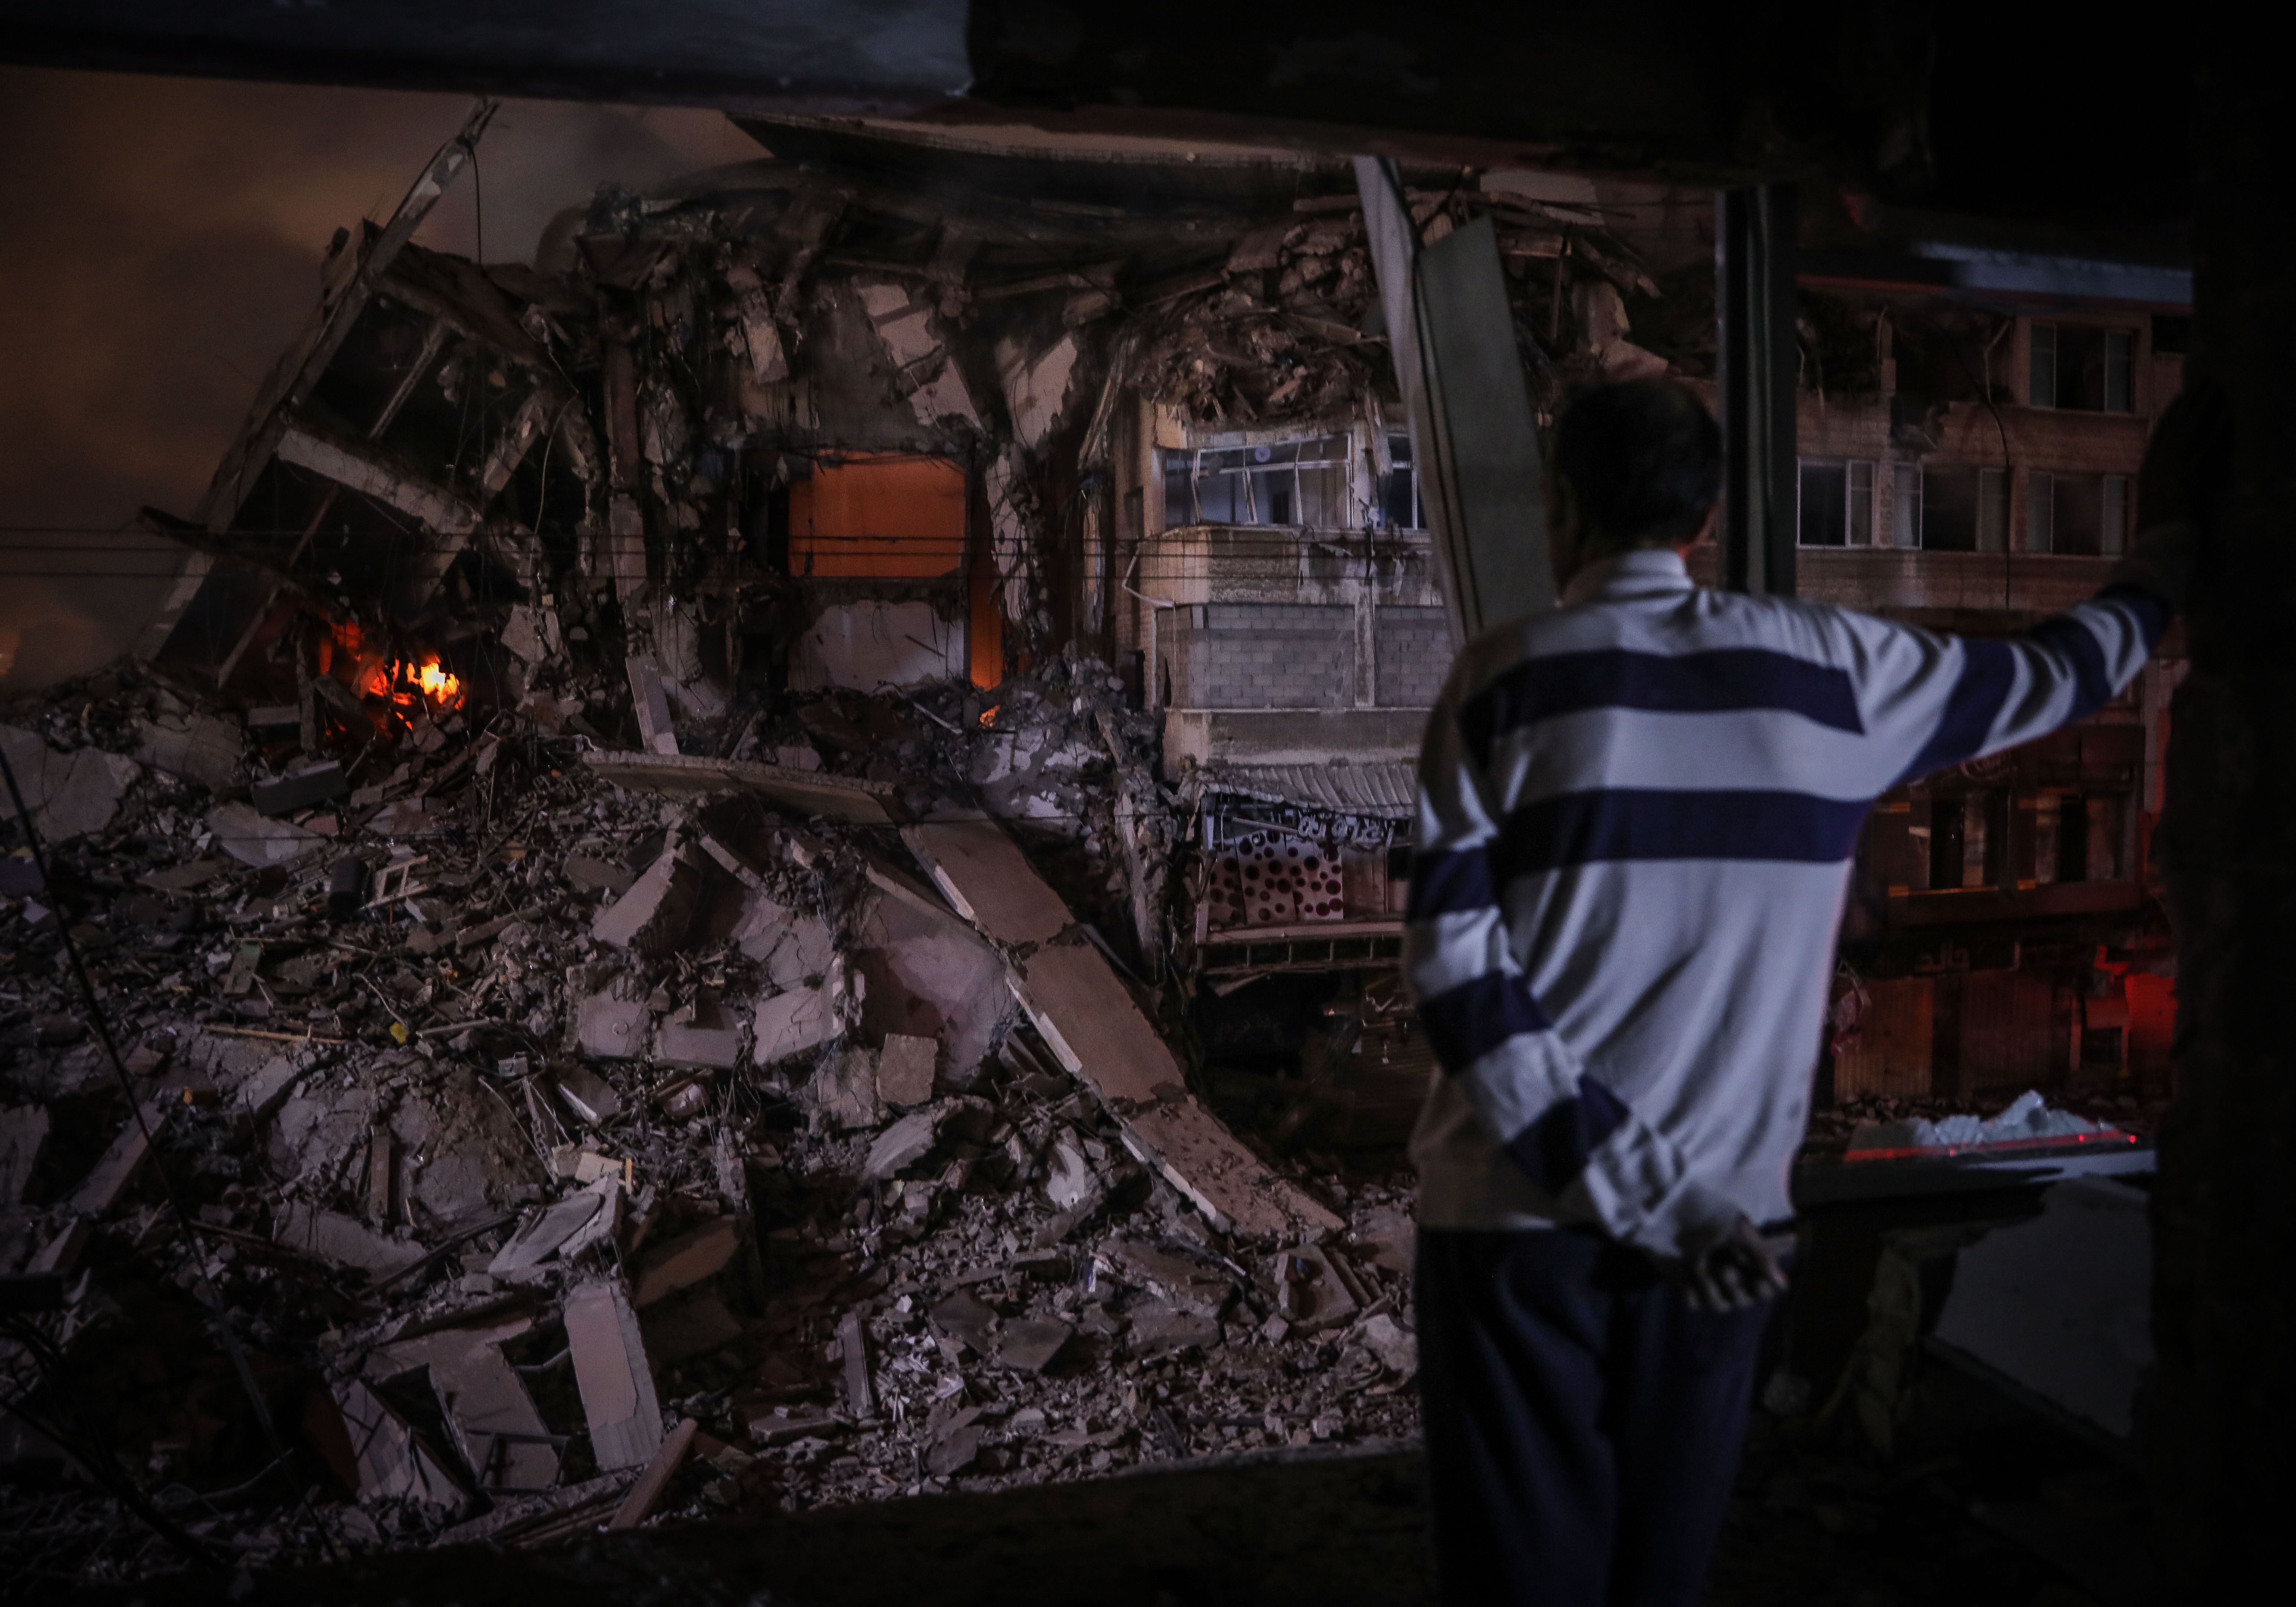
left=789, top=455, right=966, bottom=579
left=968, top=515, right=1003, bottom=689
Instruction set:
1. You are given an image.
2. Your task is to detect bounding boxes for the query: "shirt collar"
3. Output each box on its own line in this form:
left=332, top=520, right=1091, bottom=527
left=1560, top=547, right=1696, bottom=607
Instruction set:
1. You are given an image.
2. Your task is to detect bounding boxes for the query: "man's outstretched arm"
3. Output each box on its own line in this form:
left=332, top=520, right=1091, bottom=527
left=1878, top=388, right=2210, bottom=786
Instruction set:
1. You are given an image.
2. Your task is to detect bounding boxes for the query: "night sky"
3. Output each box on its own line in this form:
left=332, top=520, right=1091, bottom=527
left=0, top=67, right=762, bottom=688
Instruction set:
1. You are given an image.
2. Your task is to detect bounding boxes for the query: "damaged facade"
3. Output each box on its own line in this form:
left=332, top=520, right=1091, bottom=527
left=0, top=102, right=2183, bottom=1586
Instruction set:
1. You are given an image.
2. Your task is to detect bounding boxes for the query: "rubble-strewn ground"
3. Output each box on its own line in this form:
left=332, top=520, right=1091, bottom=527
left=2, top=657, right=1424, bottom=1588
left=4, top=662, right=2162, bottom=1607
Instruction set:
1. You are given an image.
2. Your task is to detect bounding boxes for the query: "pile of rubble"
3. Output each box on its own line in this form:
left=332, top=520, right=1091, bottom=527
left=0, top=656, right=1420, bottom=1585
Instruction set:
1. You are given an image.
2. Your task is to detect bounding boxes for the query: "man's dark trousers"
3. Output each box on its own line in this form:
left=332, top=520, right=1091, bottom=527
left=1415, top=1226, right=1774, bottom=1606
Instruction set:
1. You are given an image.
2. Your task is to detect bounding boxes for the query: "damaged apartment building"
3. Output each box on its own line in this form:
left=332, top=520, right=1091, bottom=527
left=0, top=99, right=2182, bottom=1583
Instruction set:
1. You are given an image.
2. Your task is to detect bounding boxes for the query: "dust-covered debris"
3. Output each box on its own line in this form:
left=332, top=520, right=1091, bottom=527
left=0, top=648, right=1429, bottom=1589
left=0, top=110, right=1731, bottom=1590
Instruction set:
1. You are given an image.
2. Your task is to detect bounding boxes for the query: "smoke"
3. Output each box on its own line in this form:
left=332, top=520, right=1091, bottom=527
left=0, top=66, right=762, bottom=690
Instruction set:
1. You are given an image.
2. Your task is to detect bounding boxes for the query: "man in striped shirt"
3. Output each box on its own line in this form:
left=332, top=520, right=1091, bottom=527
left=1406, top=379, right=2196, bottom=1605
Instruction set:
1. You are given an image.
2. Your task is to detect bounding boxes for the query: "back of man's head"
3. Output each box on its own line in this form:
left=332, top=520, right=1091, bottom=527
left=1550, top=380, right=1722, bottom=554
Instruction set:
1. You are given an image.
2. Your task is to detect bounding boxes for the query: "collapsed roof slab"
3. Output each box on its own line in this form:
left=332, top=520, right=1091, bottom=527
left=903, top=816, right=1341, bottom=1241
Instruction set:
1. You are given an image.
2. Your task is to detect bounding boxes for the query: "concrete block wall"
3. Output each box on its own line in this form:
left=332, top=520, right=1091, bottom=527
left=1163, top=601, right=1456, bottom=712
left=1372, top=606, right=1451, bottom=707
left=1165, top=603, right=1356, bottom=710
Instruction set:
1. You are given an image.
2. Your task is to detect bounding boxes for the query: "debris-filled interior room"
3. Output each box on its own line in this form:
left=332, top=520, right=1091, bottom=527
left=1, top=7, right=2276, bottom=1605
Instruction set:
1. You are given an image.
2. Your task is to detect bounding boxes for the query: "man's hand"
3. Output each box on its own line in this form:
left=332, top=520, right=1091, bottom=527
left=1673, top=1212, right=1788, bottom=1313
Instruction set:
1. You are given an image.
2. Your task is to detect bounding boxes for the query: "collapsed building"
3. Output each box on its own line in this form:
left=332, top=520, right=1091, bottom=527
left=0, top=103, right=2183, bottom=1583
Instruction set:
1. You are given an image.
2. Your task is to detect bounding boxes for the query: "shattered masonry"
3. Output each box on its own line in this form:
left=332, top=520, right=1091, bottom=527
left=0, top=109, right=2179, bottom=1582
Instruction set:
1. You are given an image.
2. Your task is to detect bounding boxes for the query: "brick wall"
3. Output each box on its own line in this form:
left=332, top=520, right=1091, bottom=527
left=1373, top=606, right=1451, bottom=707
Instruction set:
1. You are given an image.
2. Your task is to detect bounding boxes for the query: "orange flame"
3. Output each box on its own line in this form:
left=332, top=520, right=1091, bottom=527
left=412, top=656, right=462, bottom=704
left=333, top=625, right=465, bottom=714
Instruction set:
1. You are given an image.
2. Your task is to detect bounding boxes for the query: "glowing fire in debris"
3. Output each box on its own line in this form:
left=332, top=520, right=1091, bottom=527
left=411, top=657, right=462, bottom=703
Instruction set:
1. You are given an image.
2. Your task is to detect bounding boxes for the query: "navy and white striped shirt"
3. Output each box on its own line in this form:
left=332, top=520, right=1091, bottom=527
left=1405, top=544, right=2178, bottom=1253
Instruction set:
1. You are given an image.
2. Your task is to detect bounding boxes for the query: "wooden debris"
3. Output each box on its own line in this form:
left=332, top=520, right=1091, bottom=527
left=605, top=1416, right=698, bottom=1530
left=583, top=750, right=904, bottom=825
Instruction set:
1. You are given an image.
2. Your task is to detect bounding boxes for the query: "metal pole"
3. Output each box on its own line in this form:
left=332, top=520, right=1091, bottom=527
left=1717, top=184, right=1799, bottom=596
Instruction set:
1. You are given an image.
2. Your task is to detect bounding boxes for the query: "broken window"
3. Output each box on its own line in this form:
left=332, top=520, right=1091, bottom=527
left=787, top=454, right=966, bottom=579
left=1382, top=432, right=1425, bottom=531
left=1159, top=435, right=1354, bottom=529
left=1849, top=461, right=1876, bottom=546
left=2029, top=323, right=2137, bottom=413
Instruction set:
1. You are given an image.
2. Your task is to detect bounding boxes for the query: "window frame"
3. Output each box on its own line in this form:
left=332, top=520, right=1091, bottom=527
left=2030, top=322, right=2059, bottom=409
left=1978, top=467, right=2010, bottom=552
left=1892, top=461, right=1923, bottom=549
left=1160, top=434, right=1358, bottom=530
left=1796, top=456, right=1877, bottom=548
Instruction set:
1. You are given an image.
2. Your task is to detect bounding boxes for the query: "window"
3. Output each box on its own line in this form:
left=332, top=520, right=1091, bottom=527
left=1160, top=434, right=1354, bottom=529
left=1892, top=462, right=1922, bottom=549
left=2101, top=475, right=2129, bottom=556
left=1849, top=461, right=1876, bottom=546
left=2105, top=332, right=2134, bottom=413
left=787, top=454, right=966, bottom=578
left=2030, top=470, right=2055, bottom=553
left=1798, top=459, right=1877, bottom=547
left=1921, top=465, right=1981, bottom=552
left=1798, top=461, right=1848, bottom=546
left=2033, top=472, right=2122, bottom=555
left=2029, top=323, right=2058, bottom=408
left=2030, top=322, right=2138, bottom=413
left=1928, top=792, right=2004, bottom=889
left=1383, top=432, right=1424, bottom=530
left=1978, top=468, right=2010, bottom=552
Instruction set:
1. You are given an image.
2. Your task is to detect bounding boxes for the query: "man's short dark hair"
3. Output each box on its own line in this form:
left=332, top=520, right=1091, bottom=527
left=1550, top=380, right=1723, bottom=552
